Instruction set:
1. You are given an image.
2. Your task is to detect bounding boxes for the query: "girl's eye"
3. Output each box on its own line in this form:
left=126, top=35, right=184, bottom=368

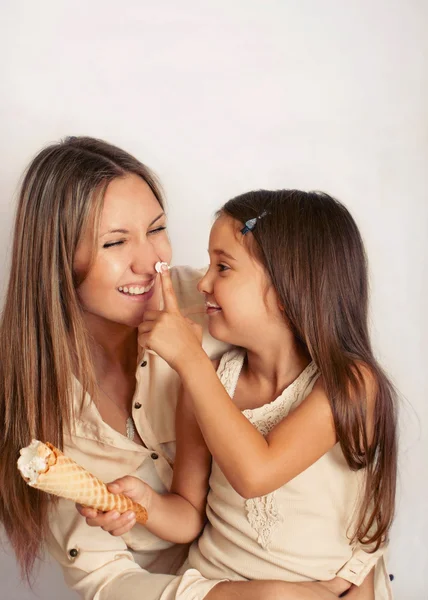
left=148, top=226, right=167, bottom=236
left=218, top=263, right=230, bottom=272
left=103, top=240, right=124, bottom=248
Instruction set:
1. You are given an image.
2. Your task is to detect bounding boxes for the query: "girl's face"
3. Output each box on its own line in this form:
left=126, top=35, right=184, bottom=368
left=74, top=174, right=172, bottom=329
left=198, top=215, right=283, bottom=347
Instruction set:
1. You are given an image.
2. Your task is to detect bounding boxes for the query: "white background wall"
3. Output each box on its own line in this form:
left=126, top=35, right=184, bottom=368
left=0, top=1, right=427, bottom=598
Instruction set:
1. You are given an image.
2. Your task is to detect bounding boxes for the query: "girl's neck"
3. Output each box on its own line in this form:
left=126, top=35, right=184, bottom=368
left=83, top=313, right=138, bottom=377
left=244, top=331, right=311, bottom=396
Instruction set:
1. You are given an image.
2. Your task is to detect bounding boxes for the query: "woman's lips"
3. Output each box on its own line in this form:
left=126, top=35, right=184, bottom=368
left=118, top=279, right=155, bottom=295
left=118, top=281, right=156, bottom=303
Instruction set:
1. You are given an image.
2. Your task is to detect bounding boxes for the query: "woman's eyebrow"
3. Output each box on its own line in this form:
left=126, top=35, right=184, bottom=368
left=100, top=213, right=165, bottom=237
left=148, top=212, right=165, bottom=227
left=100, top=228, right=128, bottom=237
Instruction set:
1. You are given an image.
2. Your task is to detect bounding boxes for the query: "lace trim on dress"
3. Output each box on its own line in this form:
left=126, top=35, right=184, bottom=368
left=243, top=361, right=319, bottom=436
left=245, top=493, right=284, bottom=549
left=217, top=351, right=318, bottom=550
left=217, top=348, right=246, bottom=397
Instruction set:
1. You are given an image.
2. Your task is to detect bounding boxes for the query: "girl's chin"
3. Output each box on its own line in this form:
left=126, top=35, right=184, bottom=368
left=207, top=320, right=236, bottom=345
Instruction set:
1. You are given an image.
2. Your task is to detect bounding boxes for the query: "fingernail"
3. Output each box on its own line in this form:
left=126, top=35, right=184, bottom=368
left=111, top=511, right=120, bottom=519
left=126, top=512, right=136, bottom=521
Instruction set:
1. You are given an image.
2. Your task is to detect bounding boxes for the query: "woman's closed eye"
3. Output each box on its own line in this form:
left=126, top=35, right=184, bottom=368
left=148, top=226, right=167, bottom=236
left=103, top=240, right=125, bottom=248
left=103, top=226, right=166, bottom=248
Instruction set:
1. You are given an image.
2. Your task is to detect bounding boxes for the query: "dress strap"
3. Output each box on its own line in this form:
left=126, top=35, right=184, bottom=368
left=216, top=348, right=246, bottom=398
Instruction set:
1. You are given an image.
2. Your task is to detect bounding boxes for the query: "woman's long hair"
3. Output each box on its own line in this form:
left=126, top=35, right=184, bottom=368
left=220, top=190, right=397, bottom=551
left=0, top=136, right=164, bottom=579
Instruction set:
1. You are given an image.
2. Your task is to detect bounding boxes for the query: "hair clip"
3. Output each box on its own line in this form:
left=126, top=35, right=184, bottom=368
left=240, top=210, right=269, bottom=235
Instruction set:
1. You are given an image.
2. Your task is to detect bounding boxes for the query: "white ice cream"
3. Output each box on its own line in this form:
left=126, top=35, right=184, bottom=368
left=155, top=261, right=170, bottom=274
left=17, top=440, right=52, bottom=485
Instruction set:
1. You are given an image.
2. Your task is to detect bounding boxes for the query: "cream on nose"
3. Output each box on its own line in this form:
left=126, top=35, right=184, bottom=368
left=155, top=261, right=170, bottom=273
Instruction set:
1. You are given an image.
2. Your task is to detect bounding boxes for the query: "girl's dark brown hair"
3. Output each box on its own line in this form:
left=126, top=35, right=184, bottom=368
left=220, top=189, right=397, bottom=551
left=0, top=136, right=164, bottom=580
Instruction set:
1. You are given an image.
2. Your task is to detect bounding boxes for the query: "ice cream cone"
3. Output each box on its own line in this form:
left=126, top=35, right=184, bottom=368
left=17, top=440, right=147, bottom=525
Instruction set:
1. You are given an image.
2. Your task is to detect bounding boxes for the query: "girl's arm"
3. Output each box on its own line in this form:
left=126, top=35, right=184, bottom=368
left=178, top=358, right=336, bottom=499
left=140, top=268, right=371, bottom=500
left=103, top=388, right=211, bottom=544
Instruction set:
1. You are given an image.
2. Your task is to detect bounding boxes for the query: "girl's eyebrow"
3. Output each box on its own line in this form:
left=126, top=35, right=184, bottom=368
left=100, top=213, right=166, bottom=237
left=211, top=249, right=236, bottom=261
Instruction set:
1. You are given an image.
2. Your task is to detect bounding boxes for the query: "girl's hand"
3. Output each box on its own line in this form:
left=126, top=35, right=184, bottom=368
left=76, top=476, right=154, bottom=537
left=139, top=265, right=205, bottom=372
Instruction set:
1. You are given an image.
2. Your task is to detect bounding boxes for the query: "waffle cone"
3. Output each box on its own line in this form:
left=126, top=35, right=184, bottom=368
left=19, top=442, right=147, bottom=525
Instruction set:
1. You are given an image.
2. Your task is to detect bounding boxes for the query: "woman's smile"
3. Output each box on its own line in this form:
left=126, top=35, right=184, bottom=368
left=118, top=278, right=156, bottom=298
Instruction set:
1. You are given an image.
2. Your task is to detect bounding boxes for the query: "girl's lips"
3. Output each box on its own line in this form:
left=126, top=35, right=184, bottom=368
left=206, top=306, right=222, bottom=315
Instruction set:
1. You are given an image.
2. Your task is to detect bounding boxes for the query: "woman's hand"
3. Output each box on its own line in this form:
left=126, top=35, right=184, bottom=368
left=76, top=476, right=154, bottom=537
left=138, top=265, right=205, bottom=372
left=206, top=579, right=348, bottom=600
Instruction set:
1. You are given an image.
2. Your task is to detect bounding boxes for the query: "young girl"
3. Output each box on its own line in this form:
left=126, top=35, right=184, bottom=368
left=95, top=190, right=397, bottom=598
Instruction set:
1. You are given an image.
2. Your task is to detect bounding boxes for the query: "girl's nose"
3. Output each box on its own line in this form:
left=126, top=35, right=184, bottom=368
left=197, top=267, right=212, bottom=294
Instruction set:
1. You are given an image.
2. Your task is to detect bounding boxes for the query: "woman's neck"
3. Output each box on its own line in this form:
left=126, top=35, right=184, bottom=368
left=83, top=313, right=138, bottom=378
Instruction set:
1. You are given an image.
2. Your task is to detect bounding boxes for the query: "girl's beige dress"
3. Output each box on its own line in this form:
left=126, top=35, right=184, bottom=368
left=161, top=348, right=393, bottom=600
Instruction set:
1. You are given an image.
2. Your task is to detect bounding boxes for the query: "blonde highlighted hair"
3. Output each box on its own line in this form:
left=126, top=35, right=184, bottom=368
left=0, top=136, right=164, bottom=579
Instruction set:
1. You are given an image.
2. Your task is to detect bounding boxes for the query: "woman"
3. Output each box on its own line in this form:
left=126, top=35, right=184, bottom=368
left=0, top=136, right=376, bottom=600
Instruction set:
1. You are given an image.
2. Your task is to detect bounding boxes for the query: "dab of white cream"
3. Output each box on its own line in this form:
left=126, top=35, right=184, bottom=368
left=155, top=261, right=170, bottom=274
left=17, top=440, right=51, bottom=485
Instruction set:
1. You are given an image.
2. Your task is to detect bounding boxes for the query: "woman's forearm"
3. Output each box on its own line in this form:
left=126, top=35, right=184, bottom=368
left=205, top=580, right=341, bottom=600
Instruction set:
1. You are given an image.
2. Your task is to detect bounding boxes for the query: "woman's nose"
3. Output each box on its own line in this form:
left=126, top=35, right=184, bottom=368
left=131, top=241, right=160, bottom=275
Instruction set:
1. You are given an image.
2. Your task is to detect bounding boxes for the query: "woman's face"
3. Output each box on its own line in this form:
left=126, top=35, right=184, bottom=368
left=74, top=174, right=172, bottom=329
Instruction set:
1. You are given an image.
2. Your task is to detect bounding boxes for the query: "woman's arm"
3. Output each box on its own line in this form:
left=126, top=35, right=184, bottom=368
left=342, top=567, right=375, bottom=600
left=204, top=579, right=350, bottom=600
